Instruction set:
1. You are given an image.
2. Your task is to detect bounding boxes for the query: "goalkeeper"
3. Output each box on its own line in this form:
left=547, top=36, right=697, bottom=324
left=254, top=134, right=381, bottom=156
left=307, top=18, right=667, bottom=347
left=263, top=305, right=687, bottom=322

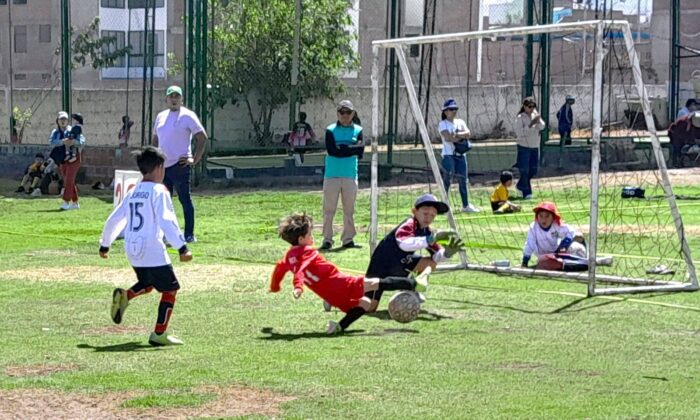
left=364, top=193, right=464, bottom=311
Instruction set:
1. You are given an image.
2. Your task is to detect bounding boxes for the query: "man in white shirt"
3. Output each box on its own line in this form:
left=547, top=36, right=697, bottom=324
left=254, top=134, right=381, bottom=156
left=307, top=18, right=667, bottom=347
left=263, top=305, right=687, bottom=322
left=152, top=85, right=208, bottom=243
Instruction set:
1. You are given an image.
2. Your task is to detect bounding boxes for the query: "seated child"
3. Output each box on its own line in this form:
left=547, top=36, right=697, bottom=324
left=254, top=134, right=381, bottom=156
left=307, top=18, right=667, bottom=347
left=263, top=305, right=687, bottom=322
left=364, top=193, right=464, bottom=311
left=271, top=213, right=429, bottom=335
left=522, top=202, right=611, bottom=271
left=15, top=153, right=46, bottom=194
left=490, top=170, right=522, bottom=214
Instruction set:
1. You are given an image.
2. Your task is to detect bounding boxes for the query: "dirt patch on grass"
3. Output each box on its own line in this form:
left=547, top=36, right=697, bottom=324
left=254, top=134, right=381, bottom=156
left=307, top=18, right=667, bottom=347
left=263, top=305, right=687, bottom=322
left=0, top=386, right=293, bottom=419
left=80, top=325, right=148, bottom=336
left=497, top=362, right=546, bottom=372
left=4, top=363, right=78, bottom=378
left=0, top=263, right=270, bottom=292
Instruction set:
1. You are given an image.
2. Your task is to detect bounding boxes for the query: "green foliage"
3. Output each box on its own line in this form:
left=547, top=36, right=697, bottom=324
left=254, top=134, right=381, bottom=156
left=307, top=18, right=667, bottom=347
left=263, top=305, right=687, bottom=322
left=11, top=106, right=33, bottom=143
left=57, top=17, right=131, bottom=70
left=210, top=0, right=359, bottom=145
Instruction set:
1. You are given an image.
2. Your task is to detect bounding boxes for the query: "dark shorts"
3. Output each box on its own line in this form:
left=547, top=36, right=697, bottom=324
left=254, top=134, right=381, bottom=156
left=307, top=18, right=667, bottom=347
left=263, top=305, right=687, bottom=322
left=132, top=265, right=180, bottom=292
left=491, top=201, right=502, bottom=212
left=364, top=255, right=421, bottom=302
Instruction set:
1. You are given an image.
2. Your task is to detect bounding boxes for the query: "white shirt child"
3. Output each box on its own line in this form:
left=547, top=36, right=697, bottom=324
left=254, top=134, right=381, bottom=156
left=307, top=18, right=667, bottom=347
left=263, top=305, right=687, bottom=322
left=100, top=182, right=186, bottom=267
left=522, top=221, right=576, bottom=266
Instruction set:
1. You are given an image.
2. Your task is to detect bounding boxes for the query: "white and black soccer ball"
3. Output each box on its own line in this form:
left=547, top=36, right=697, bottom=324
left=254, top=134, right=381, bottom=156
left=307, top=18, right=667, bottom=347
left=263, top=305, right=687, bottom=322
left=388, top=291, right=421, bottom=323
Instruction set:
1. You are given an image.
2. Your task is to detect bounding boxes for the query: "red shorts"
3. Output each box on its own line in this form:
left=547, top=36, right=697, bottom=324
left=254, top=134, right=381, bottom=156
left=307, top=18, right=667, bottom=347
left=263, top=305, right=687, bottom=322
left=308, top=274, right=365, bottom=313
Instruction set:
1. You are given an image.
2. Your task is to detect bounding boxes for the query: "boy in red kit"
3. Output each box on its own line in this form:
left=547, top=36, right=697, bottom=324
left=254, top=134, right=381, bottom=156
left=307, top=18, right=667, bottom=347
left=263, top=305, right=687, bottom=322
left=99, top=146, right=193, bottom=347
left=271, top=213, right=429, bottom=335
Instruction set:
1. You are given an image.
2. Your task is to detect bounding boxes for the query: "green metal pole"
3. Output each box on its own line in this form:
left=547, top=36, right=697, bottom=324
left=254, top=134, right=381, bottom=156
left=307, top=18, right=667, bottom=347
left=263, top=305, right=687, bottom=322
left=140, top=5, right=149, bottom=146
left=670, top=0, right=680, bottom=121
left=524, top=0, right=534, bottom=98
left=60, top=0, right=71, bottom=114
left=147, top=0, right=157, bottom=145
left=289, top=0, right=302, bottom=130
left=187, top=0, right=195, bottom=109
left=194, top=0, right=202, bottom=117
left=200, top=0, right=209, bottom=177
left=386, top=0, right=398, bottom=165
left=539, top=0, right=551, bottom=163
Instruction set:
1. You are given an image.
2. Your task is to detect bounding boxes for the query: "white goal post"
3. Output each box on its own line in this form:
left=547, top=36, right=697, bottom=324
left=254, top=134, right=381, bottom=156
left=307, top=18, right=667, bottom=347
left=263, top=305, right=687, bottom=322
left=370, top=20, right=698, bottom=296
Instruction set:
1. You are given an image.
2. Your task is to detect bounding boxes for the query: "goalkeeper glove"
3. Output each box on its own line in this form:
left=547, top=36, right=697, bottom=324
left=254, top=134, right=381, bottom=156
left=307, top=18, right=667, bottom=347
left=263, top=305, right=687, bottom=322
left=443, top=237, right=465, bottom=258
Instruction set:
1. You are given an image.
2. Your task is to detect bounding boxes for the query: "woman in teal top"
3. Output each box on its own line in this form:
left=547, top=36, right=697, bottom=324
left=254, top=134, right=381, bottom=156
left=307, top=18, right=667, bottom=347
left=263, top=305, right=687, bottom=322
left=320, top=100, right=364, bottom=251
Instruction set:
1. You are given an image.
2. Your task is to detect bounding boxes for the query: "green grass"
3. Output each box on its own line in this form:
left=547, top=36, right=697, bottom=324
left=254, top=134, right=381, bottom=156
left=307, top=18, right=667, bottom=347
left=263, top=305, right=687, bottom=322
left=1, top=178, right=700, bottom=419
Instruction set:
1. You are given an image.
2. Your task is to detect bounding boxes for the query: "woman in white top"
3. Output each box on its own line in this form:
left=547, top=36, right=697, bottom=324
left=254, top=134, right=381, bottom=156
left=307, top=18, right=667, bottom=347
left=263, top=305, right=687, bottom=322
left=438, top=98, right=479, bottom=213
left=514, top=97, right=546, bottom=199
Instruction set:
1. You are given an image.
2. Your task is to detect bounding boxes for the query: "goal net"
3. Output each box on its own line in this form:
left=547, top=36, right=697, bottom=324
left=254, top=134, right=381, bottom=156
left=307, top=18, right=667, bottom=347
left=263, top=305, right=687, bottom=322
left=369, top=20, right=698, bottom=296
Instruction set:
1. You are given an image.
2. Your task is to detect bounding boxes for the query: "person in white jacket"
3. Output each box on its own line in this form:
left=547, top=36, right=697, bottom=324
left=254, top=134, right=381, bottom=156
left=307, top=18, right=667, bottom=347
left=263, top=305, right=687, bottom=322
left=514, top=97, right=546, bottom=199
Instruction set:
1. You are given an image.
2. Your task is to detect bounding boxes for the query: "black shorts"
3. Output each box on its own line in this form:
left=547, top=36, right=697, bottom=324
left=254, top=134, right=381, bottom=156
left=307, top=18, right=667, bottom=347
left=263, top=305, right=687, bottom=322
left=364, top=255, right=421, bottom=302
left=491, top=201, right=502, bottom=212
left=132, top=265, right=180, bottom=292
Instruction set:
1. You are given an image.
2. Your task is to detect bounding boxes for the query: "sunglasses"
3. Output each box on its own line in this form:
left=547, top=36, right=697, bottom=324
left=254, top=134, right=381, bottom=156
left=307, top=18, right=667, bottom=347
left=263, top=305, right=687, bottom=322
left=525, top=104, right=536, bottom=108
left=338, top=109, right=353, bottom=115
left=446, top=108, right=458, bottom=112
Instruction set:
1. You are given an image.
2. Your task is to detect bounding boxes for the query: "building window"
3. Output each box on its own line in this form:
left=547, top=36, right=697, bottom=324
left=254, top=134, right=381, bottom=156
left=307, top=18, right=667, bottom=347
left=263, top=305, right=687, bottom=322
left=14, top=73, right=27, bottom=80
left=128, top=0, right=164, bottom=8
left=14, top=26, right=27, bottom=53
left=39, top=24, right=51, bottom=43
left=102, top=30, right=127, bottom=67
left=406, top=34, right=421, bottom=58
left=42, top=73, right=51, bottom=81
left=0, top=1, right=7, bottom=5
left=13, top=0, right=27, bottom=4
left=101, top=0, right=125, bottom=7
left=128, top=30, right=165, bottom=67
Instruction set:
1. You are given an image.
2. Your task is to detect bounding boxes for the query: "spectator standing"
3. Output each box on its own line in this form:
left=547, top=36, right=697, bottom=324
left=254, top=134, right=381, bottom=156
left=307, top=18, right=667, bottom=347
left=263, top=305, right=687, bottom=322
left=668, top=111, right=700, bottom=167
left=152, top=85, right=208, bottom=243
left=438, top=98, right=479, bottom=213
left=49, top=111, right=84, bottom=210
left=119, top=115, right=134, bottom=147
left=556, top=95, right=575, bottom=146
left=514, top=97, right=546, bottom=200
left=320, top=100, right=364, bottom=250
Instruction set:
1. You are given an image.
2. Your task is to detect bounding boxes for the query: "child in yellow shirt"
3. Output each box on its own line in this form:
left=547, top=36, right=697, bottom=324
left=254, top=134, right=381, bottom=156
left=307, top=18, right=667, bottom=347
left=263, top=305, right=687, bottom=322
left=490, top=171, right=521, bottom=214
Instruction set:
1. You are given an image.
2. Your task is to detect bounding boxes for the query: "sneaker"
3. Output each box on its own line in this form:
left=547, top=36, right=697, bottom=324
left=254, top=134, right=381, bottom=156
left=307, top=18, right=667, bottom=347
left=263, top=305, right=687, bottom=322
left=30, top=188, right=42, bottom=197
left=341, top=241, right=360, bottom=249
left=323, top=301, right=333, bottom=312
left=185, top=235, right=197, bottom=243
left=460, top=204, right=480, bottom=213
left=60, top=201, right=70, bottom=210
left=414, top=266, right=431, bottom=293
left=148, top=332, right=184, bottom=346
left=319, top=241, right=332, bottom=251
left=523, top=194, right=533, bottom=200
left=15, top=186, right=25, bottom=193
left=596, top=256, right=614, bottom=266
left=110, top=288, right=129, bottom=324
left=326, top=320, right=342, bottom=335
left=68, top=202, right=80, bottom=210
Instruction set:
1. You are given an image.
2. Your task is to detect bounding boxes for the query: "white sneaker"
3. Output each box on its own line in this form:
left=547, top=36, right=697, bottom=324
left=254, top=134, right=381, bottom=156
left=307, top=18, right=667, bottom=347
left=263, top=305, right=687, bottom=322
left=148, top=332, right=184, bottom=346
left=60, top=201, right=70, bottom=210
left=30, top=189, right=42, bottom=197
left=416, top=292, right=427, bottom=303
left=68, top=202, right=80, bottom=210
left=326, top=320, right=342, bottom=335
left=523, top=194, right=533, bottom=200
left=414, top=266, right=431, bottom=292
left=461, top=204, right=480, bottom=213
left=596, top=256, right=614, bottom=266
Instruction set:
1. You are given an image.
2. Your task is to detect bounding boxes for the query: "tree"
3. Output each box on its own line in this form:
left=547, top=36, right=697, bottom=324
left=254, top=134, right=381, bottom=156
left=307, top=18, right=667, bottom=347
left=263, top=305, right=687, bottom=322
left=209, top=0, right=359, bottom=145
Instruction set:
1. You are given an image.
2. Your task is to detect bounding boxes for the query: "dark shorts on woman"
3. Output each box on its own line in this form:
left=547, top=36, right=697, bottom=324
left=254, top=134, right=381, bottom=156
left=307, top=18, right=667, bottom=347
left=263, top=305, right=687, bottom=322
left=132, top=265, right=180, bottom=292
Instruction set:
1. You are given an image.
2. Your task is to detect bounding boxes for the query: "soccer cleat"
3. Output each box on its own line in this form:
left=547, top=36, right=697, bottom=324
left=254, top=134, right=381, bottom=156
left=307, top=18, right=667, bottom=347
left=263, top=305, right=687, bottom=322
left=323, top=301, right=333, bottom=312
left=110, top=288, right=129, bottom=324
left=414, top=266, right=431, bottom=293
left=148, top=332, right=184, bottom=346
left=326, top=320, right=342, bottom=335
left=60, top=201, right=70, bottom=210
left=185, top=235, right=197, bottom=243
left=416, top=292, right=427, bottom=303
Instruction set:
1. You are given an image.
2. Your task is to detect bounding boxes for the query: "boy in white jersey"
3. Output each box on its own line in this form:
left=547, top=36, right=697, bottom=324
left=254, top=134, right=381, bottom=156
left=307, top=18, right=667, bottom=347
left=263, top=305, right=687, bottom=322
left=99, top=146, right=193, bottom=346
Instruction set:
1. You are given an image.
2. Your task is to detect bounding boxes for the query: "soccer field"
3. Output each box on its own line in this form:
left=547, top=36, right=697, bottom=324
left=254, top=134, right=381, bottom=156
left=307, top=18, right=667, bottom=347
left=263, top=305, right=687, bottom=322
left=2, top=177, right=700, bottom=419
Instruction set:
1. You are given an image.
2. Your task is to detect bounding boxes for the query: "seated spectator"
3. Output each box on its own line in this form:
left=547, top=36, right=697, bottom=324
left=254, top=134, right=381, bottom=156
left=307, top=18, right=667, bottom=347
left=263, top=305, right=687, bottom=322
left=37, top=157, right=62, bottom=197
left=677, top=99, right=698, bottom=121
left=286, top=112, right=316, bottom=166
left=15, top=153, right=46, bottom=195
left=668, top=111, right=700, bottom=168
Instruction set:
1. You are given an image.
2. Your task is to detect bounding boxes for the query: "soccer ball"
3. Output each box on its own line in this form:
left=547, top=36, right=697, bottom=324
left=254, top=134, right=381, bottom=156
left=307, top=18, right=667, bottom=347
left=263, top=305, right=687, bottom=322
left=388, top=291, right=421, bottom=323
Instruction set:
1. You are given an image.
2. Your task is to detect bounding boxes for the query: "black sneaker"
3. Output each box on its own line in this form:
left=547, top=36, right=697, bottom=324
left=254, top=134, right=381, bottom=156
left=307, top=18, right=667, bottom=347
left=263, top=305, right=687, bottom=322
left=319, top=241, right=332, bottom=251
left=341, top=241, right=360, bottom=249
left=185, top=235, right=197, bottom=244
left=15, top=186, right=25, bottom=193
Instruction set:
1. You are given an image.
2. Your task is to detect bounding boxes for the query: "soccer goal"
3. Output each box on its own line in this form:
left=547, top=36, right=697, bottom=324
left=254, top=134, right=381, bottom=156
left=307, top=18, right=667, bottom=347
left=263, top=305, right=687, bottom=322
left=369, top=20, right=698, bottom=296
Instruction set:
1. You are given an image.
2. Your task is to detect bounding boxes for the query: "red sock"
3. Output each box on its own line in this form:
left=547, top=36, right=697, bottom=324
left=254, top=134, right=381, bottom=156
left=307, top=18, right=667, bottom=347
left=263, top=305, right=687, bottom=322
left=127, top=285, right=153, bottom=301
left=154, top=291, right=177, bottom=334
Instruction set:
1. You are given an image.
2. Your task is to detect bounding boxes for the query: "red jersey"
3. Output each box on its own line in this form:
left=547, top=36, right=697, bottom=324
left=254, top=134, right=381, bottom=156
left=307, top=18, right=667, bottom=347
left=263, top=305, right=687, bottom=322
left=270, top=245, right=365, bottom=313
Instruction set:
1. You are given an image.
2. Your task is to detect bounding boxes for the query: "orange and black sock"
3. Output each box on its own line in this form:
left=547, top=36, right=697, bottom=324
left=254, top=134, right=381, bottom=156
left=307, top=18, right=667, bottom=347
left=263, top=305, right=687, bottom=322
left=154, top=291, right=177, bottom=334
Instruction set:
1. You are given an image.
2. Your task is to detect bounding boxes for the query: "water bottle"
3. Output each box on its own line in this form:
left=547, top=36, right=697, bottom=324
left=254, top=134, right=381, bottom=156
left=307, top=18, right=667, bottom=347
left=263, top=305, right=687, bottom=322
left=491, top=259, right=511, bottom=268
